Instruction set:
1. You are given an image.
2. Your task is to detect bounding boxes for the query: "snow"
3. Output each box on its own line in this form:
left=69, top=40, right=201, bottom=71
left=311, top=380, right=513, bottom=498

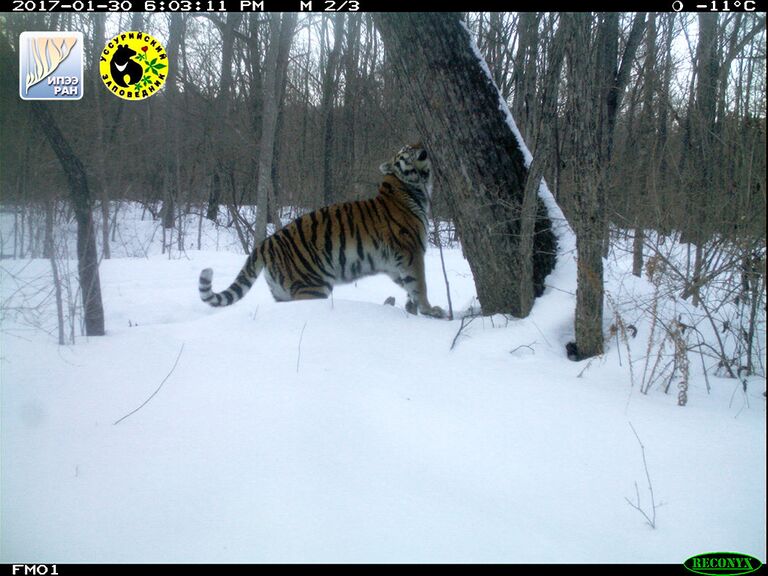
left=0, top=206, right=764, bottom=563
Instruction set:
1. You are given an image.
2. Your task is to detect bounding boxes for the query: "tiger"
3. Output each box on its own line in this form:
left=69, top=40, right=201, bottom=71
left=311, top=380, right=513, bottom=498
left=198, top=143, right=446, bottom=318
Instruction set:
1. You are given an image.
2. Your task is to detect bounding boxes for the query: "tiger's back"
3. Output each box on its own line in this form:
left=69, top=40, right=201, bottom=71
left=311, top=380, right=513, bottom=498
left=199, top=144, right=444, bottom=318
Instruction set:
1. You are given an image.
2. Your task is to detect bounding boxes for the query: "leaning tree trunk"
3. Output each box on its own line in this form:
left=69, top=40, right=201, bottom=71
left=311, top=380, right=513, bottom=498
left=30, top=102, right=105, bottom=337
left=375, top=13, right=556, bottom=317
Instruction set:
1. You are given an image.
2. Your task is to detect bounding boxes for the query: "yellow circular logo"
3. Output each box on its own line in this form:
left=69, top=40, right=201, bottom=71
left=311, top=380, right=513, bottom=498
left=99, top=31, right=168, bottom=101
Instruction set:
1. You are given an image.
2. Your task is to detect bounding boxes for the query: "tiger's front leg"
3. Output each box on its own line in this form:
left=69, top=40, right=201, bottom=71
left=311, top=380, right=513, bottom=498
left=399, top=253, right=445, bottom=319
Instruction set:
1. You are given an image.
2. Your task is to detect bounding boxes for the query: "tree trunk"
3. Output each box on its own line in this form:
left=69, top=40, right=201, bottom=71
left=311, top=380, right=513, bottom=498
left=518, top=21, right=566, bottom=315
left=688, top=14, right=719, bottom=306
left=320, top=15, right=344, bottom=206
left=558, top=13, right=645, bottom=359
left=341, top=14, right=361, bottom=193
left=93, top=14, right=111, bottom=260
left=632, top=14, right=657, bottom=278
left=512, top=13, right=540, bottom=142
left=161, top=14, right=184, bottom=233
left=270, top=12, right=297, bottom=231
left=46, top=201, right=66, bottom=345
left=254, top=13, right=297, bottom=244
left=207, top=13, right=242, bottom=221
left=30, top=102, right=105, bottom=336
left=375, top=13, right=556, bottom=317
left=561, top=14, right=608, bottom=359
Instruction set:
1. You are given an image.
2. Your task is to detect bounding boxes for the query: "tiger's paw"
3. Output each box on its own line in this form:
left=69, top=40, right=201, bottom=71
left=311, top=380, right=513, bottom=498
left=421, top=305, right=446, bottom=319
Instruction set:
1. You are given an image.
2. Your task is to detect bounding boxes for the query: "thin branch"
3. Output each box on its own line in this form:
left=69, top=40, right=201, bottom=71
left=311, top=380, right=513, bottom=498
left=113, top=343, right=185, bottom=426
left=576, top=355, right=599, bottom=378
left=296, top=321, right=308, bottom=373
left=450, top=314, right=477, bottom=351
left=510, top=342, right=537, bottom=355
left=625, top=421, right=658, bottom=528
left=434, top=220, right=454, bottom=321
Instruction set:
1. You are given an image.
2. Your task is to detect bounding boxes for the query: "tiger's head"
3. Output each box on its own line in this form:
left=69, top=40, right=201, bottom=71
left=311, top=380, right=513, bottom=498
left=379, top=143, right=433, bottom=197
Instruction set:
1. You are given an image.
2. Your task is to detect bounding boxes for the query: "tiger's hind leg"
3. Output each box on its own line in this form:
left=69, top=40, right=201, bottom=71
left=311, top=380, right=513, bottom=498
left=385, top=273, right=417, bottom=314
left=291, top=285, right=332, bottom=301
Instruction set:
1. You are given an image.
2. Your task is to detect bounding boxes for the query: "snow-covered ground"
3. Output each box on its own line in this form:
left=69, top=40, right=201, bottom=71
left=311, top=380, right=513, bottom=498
left=1, top=206, right=765, bottom=563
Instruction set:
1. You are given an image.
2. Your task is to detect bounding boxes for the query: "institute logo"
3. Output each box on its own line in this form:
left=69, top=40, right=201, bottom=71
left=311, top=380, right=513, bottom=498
left=19, top=31, right=83, bottom=101
left=100, top=31, right=168, bottom=101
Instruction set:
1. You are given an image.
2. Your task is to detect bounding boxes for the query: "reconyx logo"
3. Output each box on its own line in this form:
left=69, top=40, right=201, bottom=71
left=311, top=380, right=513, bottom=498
left=100, top=31, right=167, bottom=101
left=684, top=552, right=763, bottom=576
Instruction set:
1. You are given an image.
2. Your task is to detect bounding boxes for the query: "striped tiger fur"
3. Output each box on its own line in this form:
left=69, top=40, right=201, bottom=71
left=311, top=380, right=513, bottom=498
left=198, top=143, right=445, bottom=318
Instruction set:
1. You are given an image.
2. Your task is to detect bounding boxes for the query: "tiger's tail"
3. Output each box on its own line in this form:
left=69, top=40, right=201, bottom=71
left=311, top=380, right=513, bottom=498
left=199, top=250, right=264, bottom=307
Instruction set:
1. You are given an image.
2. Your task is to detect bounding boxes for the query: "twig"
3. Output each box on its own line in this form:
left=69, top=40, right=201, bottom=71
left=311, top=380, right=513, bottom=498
left=450, top=314, right=477, bottom=351
left=529, top=319, right=552, bottom=348
left=625, top=421, right=657, bottom=528
left=510, top=342, right=537, bottom=355
left=113, top=343, right=185, bottom=425
left=576, top=355, right=598, bottom=378
left=296, top=321, right=308, bottom=373
left=433, top=219, right=454, bottom=320
left=729, top=379, right=750, bottom=411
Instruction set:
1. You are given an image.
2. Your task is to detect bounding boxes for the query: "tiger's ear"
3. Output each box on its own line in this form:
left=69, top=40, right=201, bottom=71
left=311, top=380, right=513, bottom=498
left=379, top=161, right=394, bottom=175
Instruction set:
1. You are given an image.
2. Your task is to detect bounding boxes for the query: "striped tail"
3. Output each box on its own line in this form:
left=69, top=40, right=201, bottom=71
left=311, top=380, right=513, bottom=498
left=199, top=251, right=263, bottom=307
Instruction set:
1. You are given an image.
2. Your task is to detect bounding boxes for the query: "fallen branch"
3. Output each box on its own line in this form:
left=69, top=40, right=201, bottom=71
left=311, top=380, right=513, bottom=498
left=510, top=342, right=537, bottom=355
left=114, top=343, right=185, bottom=425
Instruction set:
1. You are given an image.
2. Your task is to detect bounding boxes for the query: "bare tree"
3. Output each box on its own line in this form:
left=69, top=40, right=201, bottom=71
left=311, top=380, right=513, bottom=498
left=632, top=13, right=658, bottom=277
left=517, top=18, right=566, bottom=315
left=511, top=12, right=540, bottom=142
left=559, top=13, right=645, bottom=360
left=320, top=14, right=345, bottom=206
left=92, top=13, right=111, bottom=260
left=206, top=12, right=242, bottom=221
left=160, top=13, right=184, bottom=238
left=254, top=13, right=298, bottom=244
